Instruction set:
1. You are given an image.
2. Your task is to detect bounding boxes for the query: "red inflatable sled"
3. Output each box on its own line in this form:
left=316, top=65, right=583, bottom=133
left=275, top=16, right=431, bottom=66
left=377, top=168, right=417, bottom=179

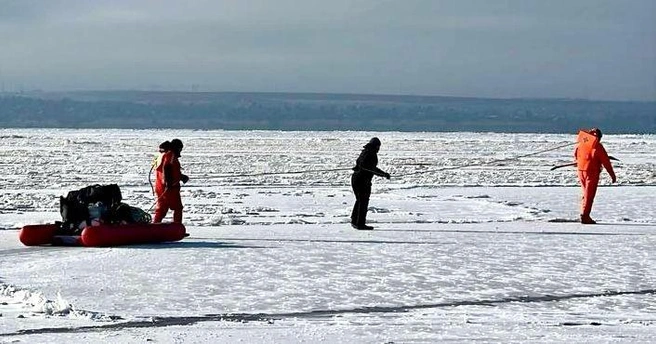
left=19, top=223, right=186, bottom=247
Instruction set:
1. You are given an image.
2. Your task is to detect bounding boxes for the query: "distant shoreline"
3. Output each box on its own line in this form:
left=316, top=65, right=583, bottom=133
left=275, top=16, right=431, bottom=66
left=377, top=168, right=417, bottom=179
left=3, top=89, right=655, bottom=103
left=1, top=128, right=654, bottom=136
left=1, top=91, right=654, bottom=134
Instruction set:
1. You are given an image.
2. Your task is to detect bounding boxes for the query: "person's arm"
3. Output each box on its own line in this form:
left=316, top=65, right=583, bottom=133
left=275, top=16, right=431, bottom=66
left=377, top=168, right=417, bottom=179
left=596, top=144, right=616, bottom=183
left=360, top=151, right=390, bottom=179
left=573, top=146, right=580, bottom=169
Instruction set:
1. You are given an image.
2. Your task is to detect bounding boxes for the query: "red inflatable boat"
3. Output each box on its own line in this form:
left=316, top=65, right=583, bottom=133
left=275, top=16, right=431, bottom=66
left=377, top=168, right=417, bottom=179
left=19, top=222, right=187, bottom=247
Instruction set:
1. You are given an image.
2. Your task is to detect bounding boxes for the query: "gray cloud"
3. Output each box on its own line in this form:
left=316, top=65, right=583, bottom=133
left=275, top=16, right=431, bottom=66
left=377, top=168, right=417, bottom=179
left=0, top=0, right=654, bottom=100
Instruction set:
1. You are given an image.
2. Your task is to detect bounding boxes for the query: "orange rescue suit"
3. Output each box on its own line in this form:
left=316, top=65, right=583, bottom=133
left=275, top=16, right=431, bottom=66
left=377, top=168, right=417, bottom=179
left=154, top=151, right=183, bottom=223
left=574, top=131, right=616, bottom=216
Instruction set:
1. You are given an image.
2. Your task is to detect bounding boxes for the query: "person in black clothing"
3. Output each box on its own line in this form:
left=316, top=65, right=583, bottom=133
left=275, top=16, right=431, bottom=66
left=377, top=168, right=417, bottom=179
left=350, top=137, right=391, bottom=230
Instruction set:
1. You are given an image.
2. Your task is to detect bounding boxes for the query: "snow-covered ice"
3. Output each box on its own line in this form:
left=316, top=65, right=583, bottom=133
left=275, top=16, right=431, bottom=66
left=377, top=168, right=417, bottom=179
left=1, top=129, right=655, bottom=343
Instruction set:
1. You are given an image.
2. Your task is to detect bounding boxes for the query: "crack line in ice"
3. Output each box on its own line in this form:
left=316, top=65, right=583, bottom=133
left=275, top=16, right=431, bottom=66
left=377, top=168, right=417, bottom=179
left=3, top=289, right=655, bottom=336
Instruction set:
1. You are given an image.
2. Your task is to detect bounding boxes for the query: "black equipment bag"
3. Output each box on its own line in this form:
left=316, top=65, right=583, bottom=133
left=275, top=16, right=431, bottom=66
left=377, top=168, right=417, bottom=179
left=59, top=184, right=122, bottom=233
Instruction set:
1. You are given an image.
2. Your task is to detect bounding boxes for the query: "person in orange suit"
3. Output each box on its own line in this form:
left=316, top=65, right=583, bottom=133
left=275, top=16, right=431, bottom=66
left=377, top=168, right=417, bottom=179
left=150, top=140, right=171, bottom=195
left=153, top=139, right=189, bottom=223
left=574, top=128, right=616, bottom=224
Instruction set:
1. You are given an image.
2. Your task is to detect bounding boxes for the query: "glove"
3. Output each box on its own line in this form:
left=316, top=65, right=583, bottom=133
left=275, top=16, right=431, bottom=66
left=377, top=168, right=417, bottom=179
left=181, top=174, right=189, bottom=184
left=383, top=172, right=391, bottom=180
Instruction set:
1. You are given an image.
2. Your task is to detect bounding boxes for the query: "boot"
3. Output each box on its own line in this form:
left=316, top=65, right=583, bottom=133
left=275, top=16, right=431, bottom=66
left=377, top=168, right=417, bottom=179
left=580, top=214, right=596, bottom=224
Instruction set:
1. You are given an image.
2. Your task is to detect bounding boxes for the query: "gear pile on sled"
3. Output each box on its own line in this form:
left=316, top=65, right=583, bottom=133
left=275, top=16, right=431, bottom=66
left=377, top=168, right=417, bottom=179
left=19, top=184, right=186, bottom=247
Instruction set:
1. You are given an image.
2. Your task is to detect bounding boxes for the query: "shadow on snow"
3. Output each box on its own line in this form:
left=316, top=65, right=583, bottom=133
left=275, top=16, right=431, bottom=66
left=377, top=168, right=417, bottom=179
left=125, top=241, right=267, bottom=250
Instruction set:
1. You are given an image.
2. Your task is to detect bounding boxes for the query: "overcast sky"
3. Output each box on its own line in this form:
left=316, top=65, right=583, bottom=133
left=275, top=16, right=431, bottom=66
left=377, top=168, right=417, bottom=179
left=0, top=0, right=654, bottom=100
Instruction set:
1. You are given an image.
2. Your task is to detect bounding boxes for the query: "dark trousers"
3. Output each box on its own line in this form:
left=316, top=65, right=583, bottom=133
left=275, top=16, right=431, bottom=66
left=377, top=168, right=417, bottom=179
left=351, top=174, right=372, bottom=226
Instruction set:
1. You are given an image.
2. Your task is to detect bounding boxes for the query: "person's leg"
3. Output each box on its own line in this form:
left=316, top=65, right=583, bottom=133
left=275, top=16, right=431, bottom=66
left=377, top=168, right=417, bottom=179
left=170, top=190, right=184, bottom=223
left=579, top=171, right=600, bottom=224
left=355, top=184, right=371, bottom=227
left=351, top=174, right=362, bottom=225
left=582, top=172, right=600, bottom=217
left=577, top=170, right=587, bottom=215
left=351, top=200, right=359, bottom=224
left=173, top=209, right=183, bottom=223
left=153, top=193, right=169, bottom=223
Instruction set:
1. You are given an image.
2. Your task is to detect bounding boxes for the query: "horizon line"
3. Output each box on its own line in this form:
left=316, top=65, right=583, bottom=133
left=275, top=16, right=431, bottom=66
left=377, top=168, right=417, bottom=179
left=2, top=89, right=654, bottom=104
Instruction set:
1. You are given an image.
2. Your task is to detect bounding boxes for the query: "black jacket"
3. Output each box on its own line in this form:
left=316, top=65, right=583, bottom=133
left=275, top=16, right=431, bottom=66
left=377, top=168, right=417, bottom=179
left=352, top=148, right=387, bottom=182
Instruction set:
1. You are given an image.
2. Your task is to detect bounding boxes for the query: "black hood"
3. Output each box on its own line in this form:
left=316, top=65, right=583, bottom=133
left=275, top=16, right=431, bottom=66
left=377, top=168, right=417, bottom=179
left=363, top=137, right=381, bottom=150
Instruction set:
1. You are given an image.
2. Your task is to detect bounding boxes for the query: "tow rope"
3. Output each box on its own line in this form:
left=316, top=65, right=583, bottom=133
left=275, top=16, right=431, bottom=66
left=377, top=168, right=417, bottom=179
left=190, top=141, right=575, bottom=180
left=389, top=141, right=575, bottom=178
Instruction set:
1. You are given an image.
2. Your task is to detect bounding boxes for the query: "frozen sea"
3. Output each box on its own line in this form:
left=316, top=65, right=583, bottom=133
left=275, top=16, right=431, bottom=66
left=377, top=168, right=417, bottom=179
left=1, top=129, right=655, bottom=343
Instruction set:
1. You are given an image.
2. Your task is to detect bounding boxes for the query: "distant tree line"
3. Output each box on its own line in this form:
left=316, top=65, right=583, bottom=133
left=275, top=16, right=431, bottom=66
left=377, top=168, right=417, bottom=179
left=0, top=91, right=654, bottom=133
